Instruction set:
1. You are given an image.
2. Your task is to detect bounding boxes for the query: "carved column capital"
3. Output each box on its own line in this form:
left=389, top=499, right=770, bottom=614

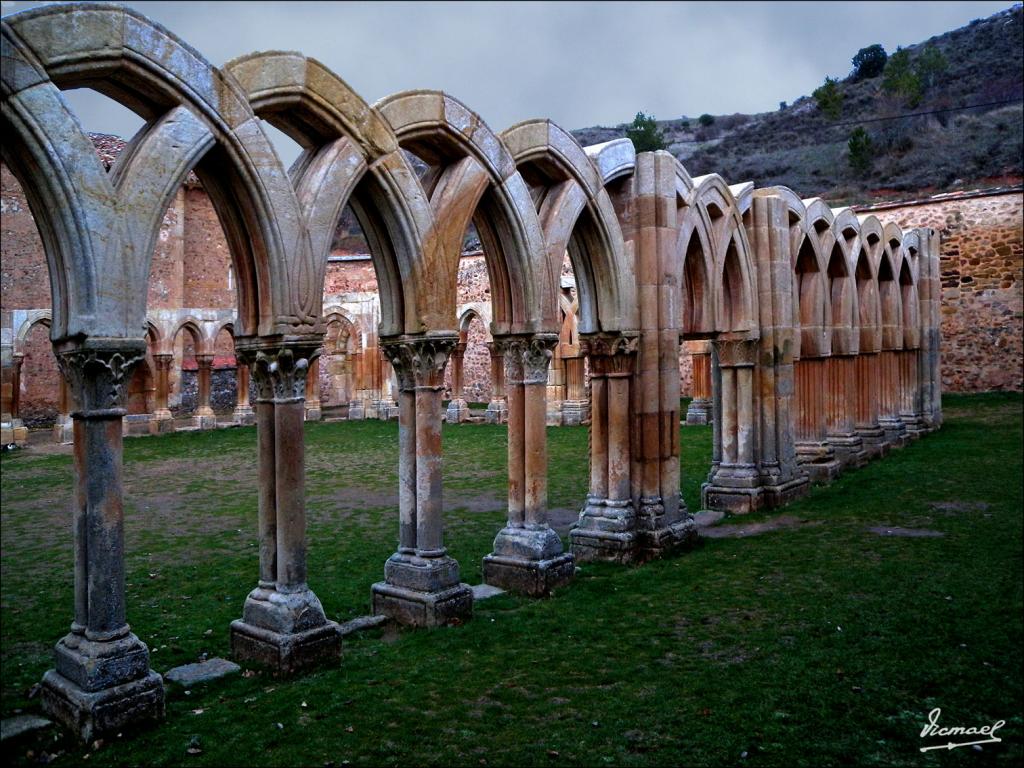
left=521, top=334, right=558, bottom=385
left=195, top=354, right=214, bottom=368
left=493, top=337, right=525, bottom=385
left=381, top=335, right=457, bottom=391
left=57, top=343, right=147, bottom=418
left=715, top=338, right=758, bottom=368
left=153, top=353, right=174, bottom=371
left=241, top=345, right=317, bottom=404
left=582, top=334, right=639, bottom=377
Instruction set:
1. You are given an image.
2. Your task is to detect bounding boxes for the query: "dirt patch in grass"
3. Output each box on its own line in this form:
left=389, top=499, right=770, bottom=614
left=701, top=514, right=821, bottom=538
left=928, top=501, right=991, bottom=514
left=867, top=526, right=945, bottom=538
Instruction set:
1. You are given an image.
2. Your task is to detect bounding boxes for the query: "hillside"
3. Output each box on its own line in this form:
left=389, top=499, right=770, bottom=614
left=572, top=4, right=1024, bottom=206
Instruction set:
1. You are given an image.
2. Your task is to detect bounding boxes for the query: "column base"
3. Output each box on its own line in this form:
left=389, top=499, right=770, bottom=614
left=484, top=400, right=508, bottom=424
left=1, top=421, right=28, bottom=446
left=371, top=553, right=472, bottom=627
left=304, top=404, right=322, bottom=422
left=545, top=400, right=564, bottom=426
left=795, top=441, right=842, bottom=483
left=638, top=505, right=699, bottom=561
left=685, top=398, right=711, bottom=425
left=879, top=417, right=908, bottom=448
left=857, top=427, right=890, bottom=460
left=193, top=413, right=217, bottom=430
left=229, top=620, right=340, bottom=676
left=570, top=498, right=638, bottom=563
left=483, top=525, right=574, bottom=596
left=560, top=400, right=590, bottom=426
left=348, top=401, right=366, bottom=420
left=445, top=399, right=469, bottom=424
left=233, top=406, right=255, bottom=426
left=901, top=414, right=927, bottom=440
left=53, top=417, right=74, bottom=445
left=828, top=434, right=868, bottom=469
left=41, top=668, right=164, bottom=743
left=122, top=414, right=157, bottom=437
left=375, top=400, right=399, bottom=421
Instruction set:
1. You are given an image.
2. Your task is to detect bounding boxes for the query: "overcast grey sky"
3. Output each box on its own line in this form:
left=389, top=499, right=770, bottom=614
left=2, top=0, right=1016, bottom=163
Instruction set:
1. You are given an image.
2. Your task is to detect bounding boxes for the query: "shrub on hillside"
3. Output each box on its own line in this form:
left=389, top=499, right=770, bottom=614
left=848, top=127, right=874, bottom=175
left=883, top=47, right=924, bottom=107
left=852, top=44, right=888, bottom=79
left=698, top=113, right=715, bottom=127
left=812, top=77, right=844, bottom=120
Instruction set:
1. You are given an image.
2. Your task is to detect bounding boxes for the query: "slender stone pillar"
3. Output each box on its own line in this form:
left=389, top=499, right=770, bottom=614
left=233, top=361, right=255, bottom=425
left=825, top=355, right=866, bottom=467
left=52, top=375, right=75, bottom=444
left=484, top=335, right=574, bottom=595
left=899, top=348, right=926, bottom=438
left=685, top=344, right=712, bottom=425
left=877, top=349, right=908, bottom=447
left=231, top=343, right=340, bottom=674
left=40, top=342, right=164, bottom=741
left=445, top=342, right=469, bottom=424
left=348, top=351, right=366, bottom=420
left=373, top=335, right=472, bottom=626
left=150, top=354, right=174, bottom=434
left=10, top=353, right=23, bottom=423
left=702, top=339, right=766, bottom=512
left=571, top=334, right=643, bottom=561
left=793, top=357, right=841, bottom=482
left=304, top=354, right=322, bottom=422
left=194, top=354, right=216, bottom=429
left=484, top=342, right=508, bottom=424
left=560, top=355, right=589, bottom=426
left=855, top=352, right=888, bottom=459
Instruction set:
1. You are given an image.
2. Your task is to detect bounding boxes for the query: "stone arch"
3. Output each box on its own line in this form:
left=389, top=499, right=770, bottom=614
left=500, top=119, right=638, bottom=334
left=171, top=318, right=208, bottom=357
left=1, top=3, right=317, bottom=344
left=854, top=217, right=882, bottom=354
left=376, top=90, right=555, bottom=335
left=689, top=174, right=758, bottom=337
left=225, top=51, right=447, bottom=337
left=457, top=304, right=492, bottom=341
left=828, top=210, right=862, bottom=355
left=876, top=225, right=903, bottom=352
left=14, top=311, right=53, bottom=353
left=583, top=138, right=636, bottom=185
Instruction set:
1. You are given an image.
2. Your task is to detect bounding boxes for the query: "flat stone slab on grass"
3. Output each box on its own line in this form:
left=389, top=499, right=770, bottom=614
left=701, top=514, right=819, bottom=539
left=928, top=501, right=991, bottom=514
left=472, top=584, right=505, bottom=601
left=694, top=510, right=726, bottom=528
left=338, top=615, right=388, bottom=637
left=867, top=526, right=945, bottom=538
left=165, top=658, right=240, bottom=686
left=1, top=715, right=52, bottom=742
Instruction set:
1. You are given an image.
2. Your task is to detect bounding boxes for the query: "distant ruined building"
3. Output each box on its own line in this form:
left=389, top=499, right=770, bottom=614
left=0, top=2, right=1017, bottom=744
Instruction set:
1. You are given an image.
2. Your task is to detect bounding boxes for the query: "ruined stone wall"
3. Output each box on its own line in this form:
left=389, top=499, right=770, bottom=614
left=867, top=190, right=1023, bottom=392
left=1, top=164, right=50, bottom=310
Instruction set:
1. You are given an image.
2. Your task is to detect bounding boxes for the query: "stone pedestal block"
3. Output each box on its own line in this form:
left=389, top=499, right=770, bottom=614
left=828, top=435, right=868, bottom=469
left=53, top=416, right=74, bottom=444
left=879, top=417, right=908, bottom=449
left=230, top=620, right=339, bottom=676
left=483, top=525, right=574, bottom=596
left=2, top=422, right=28, bottom=446
left=484, top=399, right=508, bottom=424
left=372, top=553, right=472, bottom=627
left=231, top=587, right=340, bottom=675
left=233, top=405, right=255, bottom=426
left=40, top=632, right=164, bottom=742
left=194, top=414, right=217, bottom=431
left=570, top=499, right=638, bottom=563
left=445, top=399, right=469, bottom=424
left=560, top=399, right=590, bottom=426
left=304, top=406, right=322, bottom=422
left=685, top=398, right=711, bottom=425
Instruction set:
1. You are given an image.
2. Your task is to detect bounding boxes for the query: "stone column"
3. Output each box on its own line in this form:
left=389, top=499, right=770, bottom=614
left=855, top=352, right=888, bottom=459
left=304, top=354, right=322, bottom=422
left=825, top=355, right=866, bottom=468
left=560, top=355, right=589, bottom=426
left=10, top=353, right=23, bottom=423
left=348, top=351, right=366, bottom=420
left=485, top=335, right=574, bottom=595
left=702, top=339, right=765, bottom=512
left=445, top=342, right=469, bottom=424
left=40, top=343, right=164, bottom=741
left=899, top=348, right=926, bottom=438
left=194, top=354, right=216, bottom=429
left=151, top=354, right=174, bottom=434
left=484, top=341, right=508, bottom=424
left=685, top=345, right=713, bottom=425
left=793, top=357, right=840, bottom=483
left=373, top=336, right=472, bottom=626
left=571, top=335, right=643, bottom=562
left=52, top=374, right=75, bottom=444
left=230, top=343, right=340, bottom=674
left=877, top=349, right=907, bottom=447
left=233, top=361, right=255, bottom=425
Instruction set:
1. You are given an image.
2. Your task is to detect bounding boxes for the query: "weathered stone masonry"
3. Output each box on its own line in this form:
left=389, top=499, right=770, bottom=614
left=1, top=2, right=944, bottom=743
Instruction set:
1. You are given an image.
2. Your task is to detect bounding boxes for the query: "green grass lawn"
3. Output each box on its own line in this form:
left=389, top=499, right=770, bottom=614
left=1, top=393, right=1021, bottom=766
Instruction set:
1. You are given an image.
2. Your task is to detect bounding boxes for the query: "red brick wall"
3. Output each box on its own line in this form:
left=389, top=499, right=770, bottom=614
left=183, top=187, right=234, bottom=308
left=1, top=165, right=50, bottom=310
left=20, top=321, right=59, bottom=426
left=871, top=192, right=1023, bottom=392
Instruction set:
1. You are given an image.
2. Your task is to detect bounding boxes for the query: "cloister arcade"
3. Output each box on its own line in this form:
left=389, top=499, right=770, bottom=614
left=0, top=3, right=941, bottom=742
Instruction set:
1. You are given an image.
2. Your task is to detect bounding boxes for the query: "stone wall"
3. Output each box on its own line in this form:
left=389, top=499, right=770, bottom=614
left=863, top=188, right=1023, bottom=392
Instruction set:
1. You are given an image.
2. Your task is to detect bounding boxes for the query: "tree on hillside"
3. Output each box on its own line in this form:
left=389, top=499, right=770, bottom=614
left=848, top=127, right=874, bottom=175
left=625, top=112, right=666, bottom=152
left=698, top=113, right=716, bottom=127
left=915, top=44, right=949, bottom=90
left=812, top=77, right=844, bottom=120
left=883, top=47, right=924, bottom=107
left=852, top=44, right=888, bottom=79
